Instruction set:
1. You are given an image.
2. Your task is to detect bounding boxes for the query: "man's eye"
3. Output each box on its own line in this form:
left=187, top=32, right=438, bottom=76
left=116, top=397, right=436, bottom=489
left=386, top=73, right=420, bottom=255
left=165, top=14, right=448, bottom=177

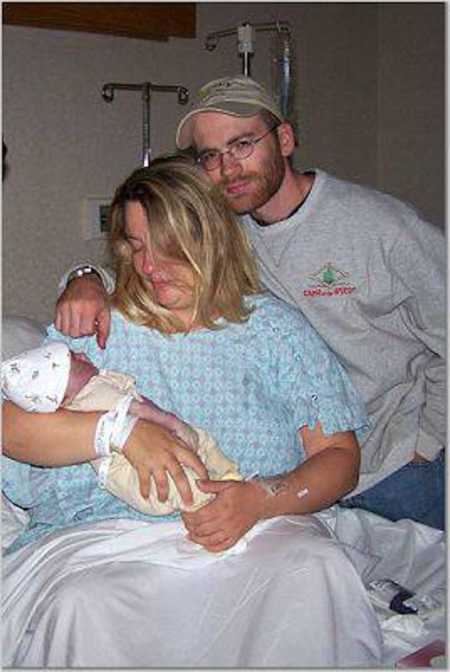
left=233, top=139, right=253, bottom=152
left=200, top=151, right=219, bottom=162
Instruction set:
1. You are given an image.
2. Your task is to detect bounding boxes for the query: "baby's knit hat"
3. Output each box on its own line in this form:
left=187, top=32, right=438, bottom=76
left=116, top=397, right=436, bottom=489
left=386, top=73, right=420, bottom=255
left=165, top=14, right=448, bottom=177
left=2, top=341, right=71, bottom=412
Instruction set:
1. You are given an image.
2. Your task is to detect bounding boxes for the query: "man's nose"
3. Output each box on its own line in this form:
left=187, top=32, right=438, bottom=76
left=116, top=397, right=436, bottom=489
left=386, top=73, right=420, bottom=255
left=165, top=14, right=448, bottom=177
left=220, top=151, right=241, bottom=177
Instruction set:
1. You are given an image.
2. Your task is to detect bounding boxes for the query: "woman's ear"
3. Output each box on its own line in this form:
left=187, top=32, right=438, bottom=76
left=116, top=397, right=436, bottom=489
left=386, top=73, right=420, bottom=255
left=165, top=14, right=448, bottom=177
left=276, top=122, right=296, bottom=157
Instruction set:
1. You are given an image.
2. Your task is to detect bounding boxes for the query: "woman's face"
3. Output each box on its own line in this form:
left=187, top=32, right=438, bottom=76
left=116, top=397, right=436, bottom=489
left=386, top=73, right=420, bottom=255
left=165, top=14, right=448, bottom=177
left=125, top=201, right=197, bottom=328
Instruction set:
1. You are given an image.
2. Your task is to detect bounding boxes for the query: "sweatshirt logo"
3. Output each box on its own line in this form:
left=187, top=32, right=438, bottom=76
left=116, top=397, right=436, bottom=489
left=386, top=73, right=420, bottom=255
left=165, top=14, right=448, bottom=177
left=304, top=262, right=357, bottom=297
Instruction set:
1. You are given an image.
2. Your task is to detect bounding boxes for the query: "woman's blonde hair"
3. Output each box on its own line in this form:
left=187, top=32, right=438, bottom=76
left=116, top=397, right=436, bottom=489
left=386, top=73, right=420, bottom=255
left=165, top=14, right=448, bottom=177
left=109, top=154, right=261, bottom=333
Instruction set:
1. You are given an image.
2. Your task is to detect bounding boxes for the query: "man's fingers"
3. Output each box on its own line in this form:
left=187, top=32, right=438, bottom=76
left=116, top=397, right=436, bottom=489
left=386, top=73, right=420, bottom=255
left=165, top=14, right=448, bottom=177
left=78, top=314, right=98, bottom=338
left=54, top=303, right=71, bottom=335
left=96, top=308, right=111, bottom=349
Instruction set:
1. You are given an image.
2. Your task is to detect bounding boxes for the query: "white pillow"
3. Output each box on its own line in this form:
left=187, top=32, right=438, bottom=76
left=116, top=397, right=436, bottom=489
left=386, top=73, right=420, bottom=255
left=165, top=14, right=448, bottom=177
left=2, top=315, right=47, bottom=360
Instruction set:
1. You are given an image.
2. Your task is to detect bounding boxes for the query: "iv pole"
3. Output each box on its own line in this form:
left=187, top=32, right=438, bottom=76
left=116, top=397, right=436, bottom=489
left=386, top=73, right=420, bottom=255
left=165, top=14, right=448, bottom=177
left=101, top=82, right=189, bottom=166
left=204, top=21, right=293, bottom=118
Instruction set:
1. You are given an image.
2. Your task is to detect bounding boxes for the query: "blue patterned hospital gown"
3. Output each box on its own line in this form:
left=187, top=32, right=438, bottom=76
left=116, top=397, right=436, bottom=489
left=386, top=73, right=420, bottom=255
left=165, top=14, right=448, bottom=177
left=3, top=294, right=368, bottom=551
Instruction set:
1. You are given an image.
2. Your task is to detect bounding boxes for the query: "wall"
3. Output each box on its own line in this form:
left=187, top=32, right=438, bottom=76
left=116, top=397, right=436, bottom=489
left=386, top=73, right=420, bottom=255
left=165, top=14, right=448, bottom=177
left=3, top=2, right=445, bottom=323
left=377, top=3, right=445, bottom=217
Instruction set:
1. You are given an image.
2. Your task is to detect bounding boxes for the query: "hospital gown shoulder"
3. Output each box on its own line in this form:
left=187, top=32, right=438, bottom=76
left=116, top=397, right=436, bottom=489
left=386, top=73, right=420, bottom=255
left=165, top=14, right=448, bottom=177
left=245, top=292, right=334, bottom=354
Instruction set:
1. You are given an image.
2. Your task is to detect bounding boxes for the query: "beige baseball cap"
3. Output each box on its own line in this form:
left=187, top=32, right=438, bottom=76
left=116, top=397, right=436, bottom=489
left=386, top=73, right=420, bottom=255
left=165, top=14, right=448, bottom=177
left=176, top=76, right=284, bottom=150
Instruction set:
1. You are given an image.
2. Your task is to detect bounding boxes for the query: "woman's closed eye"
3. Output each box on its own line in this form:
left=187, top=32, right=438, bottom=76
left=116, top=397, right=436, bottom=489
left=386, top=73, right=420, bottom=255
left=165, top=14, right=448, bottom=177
left=125, top=236, right=145, bottom=253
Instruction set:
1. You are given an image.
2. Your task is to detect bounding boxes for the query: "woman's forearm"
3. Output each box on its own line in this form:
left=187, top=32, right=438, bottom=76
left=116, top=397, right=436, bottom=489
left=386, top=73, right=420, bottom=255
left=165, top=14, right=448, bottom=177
left=2, top=401, right=100, bottom=466
left=253, top=438, right=360, bottom=520
left=2, top=401, right=208, bottom=507
left=181, top=432, right=360, bottom=554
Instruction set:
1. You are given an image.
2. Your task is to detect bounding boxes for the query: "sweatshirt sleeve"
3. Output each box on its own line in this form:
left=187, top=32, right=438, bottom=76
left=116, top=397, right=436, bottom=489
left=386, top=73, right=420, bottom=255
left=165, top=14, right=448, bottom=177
left=390, top=213, right=446, bottom=459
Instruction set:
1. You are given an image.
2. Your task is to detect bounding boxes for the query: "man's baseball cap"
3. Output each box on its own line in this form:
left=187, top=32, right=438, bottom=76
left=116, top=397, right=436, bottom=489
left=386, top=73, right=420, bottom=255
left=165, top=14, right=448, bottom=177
left=176, top=76, right=284, bottom=150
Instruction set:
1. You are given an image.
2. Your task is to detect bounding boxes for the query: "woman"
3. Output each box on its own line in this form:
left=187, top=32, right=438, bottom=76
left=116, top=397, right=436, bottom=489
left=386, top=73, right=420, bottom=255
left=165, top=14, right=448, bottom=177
left=2, top=155, right=382, bottom=667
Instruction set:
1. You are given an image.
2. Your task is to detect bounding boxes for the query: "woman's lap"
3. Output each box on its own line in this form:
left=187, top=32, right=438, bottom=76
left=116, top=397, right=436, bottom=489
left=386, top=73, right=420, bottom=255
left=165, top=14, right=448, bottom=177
left=3, top=516, right=382, bottom=667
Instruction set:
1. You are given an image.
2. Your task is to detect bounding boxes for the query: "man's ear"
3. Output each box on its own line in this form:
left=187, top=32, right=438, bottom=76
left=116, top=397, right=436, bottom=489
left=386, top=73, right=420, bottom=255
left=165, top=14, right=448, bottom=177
left=276, top=122, right=296, bottom=157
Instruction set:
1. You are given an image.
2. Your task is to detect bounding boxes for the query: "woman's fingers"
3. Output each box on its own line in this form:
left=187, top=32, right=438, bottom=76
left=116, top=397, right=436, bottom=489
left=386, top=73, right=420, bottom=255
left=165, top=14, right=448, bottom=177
left=174, top=443, right=208, bottom=480
left=150, top=467, right=170, bottom=502
left=137, top=468, right=152, bottom=499
left=164, top=460, right=195, bottom=505
left=188, top=529, right=234, bottom=552
left=123, top=420, right=209, bottom=504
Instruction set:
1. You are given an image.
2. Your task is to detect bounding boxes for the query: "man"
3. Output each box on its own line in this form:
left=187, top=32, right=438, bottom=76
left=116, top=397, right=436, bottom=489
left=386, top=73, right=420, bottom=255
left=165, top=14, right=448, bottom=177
left=55, top=76, right=445, bottom=529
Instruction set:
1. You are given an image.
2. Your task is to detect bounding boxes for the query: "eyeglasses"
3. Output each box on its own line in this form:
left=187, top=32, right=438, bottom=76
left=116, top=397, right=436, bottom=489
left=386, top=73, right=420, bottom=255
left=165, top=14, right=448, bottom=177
left=196, top=124, right=279, bottom=171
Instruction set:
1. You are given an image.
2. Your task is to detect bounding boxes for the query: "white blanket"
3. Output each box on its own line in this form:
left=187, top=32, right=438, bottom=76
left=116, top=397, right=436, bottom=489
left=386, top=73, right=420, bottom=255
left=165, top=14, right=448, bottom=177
left=2, top=512, right=383, bottom=668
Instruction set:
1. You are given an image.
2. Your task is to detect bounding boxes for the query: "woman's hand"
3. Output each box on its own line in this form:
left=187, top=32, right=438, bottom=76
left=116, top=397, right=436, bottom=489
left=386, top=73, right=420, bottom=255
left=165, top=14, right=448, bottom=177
left=181, top=480, right=265, bottom=552
left=122, top=419, right=208, bottom=506
left=182, top=424, right=360, bottom=553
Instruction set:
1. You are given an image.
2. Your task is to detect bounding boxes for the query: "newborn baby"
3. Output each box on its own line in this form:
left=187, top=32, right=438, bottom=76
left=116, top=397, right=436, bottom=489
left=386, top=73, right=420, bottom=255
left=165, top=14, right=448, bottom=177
left=2, top=342, right=242, bottom=514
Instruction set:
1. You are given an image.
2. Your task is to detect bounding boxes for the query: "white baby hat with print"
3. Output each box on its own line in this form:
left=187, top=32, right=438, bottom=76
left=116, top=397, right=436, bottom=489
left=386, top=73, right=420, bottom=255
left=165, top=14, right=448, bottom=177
left=2, top=342, right=71, bottom=412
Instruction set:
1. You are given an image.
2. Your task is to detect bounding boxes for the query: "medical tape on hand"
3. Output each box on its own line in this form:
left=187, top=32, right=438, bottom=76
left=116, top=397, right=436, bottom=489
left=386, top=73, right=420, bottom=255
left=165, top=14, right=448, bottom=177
left=249, top=475, right=309, bottom=499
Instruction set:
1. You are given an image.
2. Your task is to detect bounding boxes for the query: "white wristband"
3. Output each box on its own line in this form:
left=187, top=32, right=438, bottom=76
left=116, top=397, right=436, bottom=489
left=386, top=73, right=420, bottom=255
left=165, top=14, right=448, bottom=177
left=111, top=414, right=139, bottom=453
left=93, top=395, right=135, bottom=457
left=95, top=413, right=138, bottom=489
left=94, top=411, right=116, bottom=457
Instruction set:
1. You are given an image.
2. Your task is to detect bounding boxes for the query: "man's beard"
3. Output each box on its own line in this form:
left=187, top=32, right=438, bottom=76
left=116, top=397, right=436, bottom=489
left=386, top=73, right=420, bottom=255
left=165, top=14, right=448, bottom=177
left=219, top=151, right=286, bottom=216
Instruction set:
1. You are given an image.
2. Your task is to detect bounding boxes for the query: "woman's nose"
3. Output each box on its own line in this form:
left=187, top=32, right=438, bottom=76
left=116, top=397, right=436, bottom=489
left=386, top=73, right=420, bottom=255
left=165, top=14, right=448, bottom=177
left=141, top=247, right=158, bottom=274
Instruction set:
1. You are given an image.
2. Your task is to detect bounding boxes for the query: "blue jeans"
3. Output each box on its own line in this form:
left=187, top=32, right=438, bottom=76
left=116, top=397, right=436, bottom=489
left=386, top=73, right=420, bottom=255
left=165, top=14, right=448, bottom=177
left=339, top=450, right=445, bottom=530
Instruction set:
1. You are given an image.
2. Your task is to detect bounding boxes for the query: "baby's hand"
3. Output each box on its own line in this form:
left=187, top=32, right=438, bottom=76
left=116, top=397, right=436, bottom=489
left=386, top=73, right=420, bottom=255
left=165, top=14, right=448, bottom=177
left=129, top=398, right=199, bottom=452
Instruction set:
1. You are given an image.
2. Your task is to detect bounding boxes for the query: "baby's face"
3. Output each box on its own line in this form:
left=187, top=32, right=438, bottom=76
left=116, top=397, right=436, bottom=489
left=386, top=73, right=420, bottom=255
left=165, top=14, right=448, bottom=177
left=63, top=352, right=99, bottom=404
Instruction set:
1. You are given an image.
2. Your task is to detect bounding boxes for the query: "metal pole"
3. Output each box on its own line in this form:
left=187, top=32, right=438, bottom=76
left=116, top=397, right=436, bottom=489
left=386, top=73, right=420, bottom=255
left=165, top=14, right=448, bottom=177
left=101, top=82, right=189, bottom=166
left=142, top=84, right=151, bottom=166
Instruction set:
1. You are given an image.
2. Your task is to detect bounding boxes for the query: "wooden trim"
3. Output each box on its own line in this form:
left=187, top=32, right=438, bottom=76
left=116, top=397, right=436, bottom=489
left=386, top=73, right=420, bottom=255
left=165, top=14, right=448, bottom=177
left=3, top=3, right=196, bottom=41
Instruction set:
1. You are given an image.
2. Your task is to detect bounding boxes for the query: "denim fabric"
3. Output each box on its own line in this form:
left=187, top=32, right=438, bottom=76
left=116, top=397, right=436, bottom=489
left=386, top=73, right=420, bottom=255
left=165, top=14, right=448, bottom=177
left=339, top=450, right=445, bottom=530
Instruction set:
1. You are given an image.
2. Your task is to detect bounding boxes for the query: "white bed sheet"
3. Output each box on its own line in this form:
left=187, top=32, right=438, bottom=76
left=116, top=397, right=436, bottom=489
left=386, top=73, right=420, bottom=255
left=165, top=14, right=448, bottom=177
left=3, top=511, right=383, bottom=668
left=2, top=498, right=446, bottom=669
left=317, top=506, right=447, bottom=665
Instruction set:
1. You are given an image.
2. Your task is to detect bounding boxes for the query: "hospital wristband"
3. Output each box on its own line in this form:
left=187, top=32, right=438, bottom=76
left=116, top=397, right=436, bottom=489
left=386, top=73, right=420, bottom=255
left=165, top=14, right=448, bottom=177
left=111, top=414, right=139, bottom=453
left=94, top=411, right=116, bottom=457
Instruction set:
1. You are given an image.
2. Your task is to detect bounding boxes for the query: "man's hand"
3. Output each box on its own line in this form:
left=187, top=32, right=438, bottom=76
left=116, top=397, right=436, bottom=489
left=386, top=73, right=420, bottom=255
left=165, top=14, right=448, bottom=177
left=181, top=480, right=264, bottom=552
left=122, top=420, right=208, bottom=506
left=55, top=276, right=111, bottom=348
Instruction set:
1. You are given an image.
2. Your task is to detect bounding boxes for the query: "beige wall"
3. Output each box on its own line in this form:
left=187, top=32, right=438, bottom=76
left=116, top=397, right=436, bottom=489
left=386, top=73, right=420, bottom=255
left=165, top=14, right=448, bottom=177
left=3, top=2, right=445, bottom=324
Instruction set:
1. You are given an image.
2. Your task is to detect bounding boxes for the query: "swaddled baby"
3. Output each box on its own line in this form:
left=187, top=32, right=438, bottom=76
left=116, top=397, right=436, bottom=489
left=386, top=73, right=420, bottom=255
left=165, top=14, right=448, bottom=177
left=2, top=341, right=242, bottom=514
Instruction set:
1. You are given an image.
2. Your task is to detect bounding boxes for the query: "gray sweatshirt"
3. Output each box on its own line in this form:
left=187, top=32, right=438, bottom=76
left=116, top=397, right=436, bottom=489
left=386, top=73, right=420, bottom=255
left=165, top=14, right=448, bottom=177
left=242, top=169, right=445, bottom=495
